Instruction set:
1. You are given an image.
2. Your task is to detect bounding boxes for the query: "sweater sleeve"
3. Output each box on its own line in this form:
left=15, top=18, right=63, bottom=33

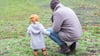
left=53, top=12, right=64, bottom=32
left=27, top=25, right=31, bottom=37
left=40, top=24, right=50, bottom=36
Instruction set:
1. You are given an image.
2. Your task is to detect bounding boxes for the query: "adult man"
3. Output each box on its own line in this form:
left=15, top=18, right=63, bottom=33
left=48, top=0, right=82, bottom=54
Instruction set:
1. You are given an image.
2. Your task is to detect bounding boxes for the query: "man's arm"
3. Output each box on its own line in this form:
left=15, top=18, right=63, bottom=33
left=53, top=12, right=64, bottom=32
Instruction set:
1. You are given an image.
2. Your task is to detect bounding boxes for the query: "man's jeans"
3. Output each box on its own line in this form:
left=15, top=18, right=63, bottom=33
left=47, top=28, right=65, bottom=45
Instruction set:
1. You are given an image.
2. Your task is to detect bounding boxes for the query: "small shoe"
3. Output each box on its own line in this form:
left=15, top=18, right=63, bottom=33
left=42, top=51, right=47, bottom=56
left=58, top=43, right=71, bottom=54
left=33, top=51, right=38, bottom=56
left=42, top=49, right=47, bottom=56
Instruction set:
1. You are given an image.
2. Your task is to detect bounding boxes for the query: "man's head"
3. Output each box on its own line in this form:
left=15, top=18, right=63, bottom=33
left=50, top=0, right=60, bottom=11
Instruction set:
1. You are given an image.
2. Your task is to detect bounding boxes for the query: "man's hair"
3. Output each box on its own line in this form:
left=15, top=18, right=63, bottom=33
left=50, top=0, right=60, bottom=10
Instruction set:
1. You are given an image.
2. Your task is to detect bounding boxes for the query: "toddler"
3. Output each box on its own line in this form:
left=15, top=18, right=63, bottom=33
left=27, top=14, right=50, bottom=56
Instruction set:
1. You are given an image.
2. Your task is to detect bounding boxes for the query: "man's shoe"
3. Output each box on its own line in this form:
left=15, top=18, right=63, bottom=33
left=58, top=43, right=70, bottom=54
left=69, top=42, right=76, bottom=51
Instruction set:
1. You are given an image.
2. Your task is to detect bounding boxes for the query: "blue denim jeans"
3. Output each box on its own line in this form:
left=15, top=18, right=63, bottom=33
left=47, top=28, right=65, bottom=45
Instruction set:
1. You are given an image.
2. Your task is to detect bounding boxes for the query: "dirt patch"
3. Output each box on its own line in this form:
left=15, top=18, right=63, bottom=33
left=82, top=28, right=88, bottom=31
left=73, top=5, right=97, bottom=10
left=82, top=24, right=100, bottom=26
left=89, top=50, right=97, bottom=53
left=20, top=34, right=25, bottom=37
left=81, top=53, right=98, bottom=56
left=98, top=49, right=100, bottom=53
left=86, top=47, right=99, bottom=55
left=41, top=4, right=49, bottom=8
left=86, top=53, right=98, bottom=56
left=0, top=52, right=4, bottom=55
left=11, top=14, right=28, bottom=20
left=0, top=16, right=6, bottom=19
left=73, top=6, right=100, bottom=25
left=0, top=37, right=13, bottom=40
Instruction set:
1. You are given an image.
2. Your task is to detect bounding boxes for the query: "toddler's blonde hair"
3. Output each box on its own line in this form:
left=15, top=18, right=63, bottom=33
left=29, top=14, right=39, bottom=23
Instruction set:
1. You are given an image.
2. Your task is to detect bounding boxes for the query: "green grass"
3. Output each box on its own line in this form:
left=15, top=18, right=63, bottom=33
left=0, top=0, right=100, bottom=56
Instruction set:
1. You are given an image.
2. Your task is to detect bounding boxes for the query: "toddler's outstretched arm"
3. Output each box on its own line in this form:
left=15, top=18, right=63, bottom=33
left=40, top=24, right=50, bottom=36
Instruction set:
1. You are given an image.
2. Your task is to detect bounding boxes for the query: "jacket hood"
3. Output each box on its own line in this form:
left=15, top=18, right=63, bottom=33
left=28, top=22, right=41, bottom=34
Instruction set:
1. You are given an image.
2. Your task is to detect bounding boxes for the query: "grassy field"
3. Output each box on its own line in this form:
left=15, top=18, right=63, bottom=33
left=0, top=0, right=100, bottom=56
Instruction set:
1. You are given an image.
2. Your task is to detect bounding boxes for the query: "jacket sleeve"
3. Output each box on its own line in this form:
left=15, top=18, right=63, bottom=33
left=27, top=30, right=31, bottom=37
left=27, top=25, right=31, bottom=37
left=40, top=24, right=50, bottom=36
left=53, top=12, right=64, bottom=32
